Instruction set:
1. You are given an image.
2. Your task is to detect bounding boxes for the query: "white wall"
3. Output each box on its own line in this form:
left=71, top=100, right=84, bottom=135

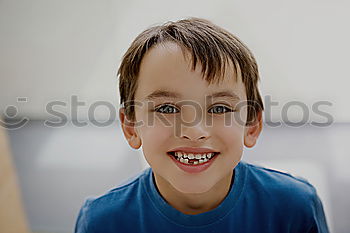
left=1, top=0, right=349, bottom=122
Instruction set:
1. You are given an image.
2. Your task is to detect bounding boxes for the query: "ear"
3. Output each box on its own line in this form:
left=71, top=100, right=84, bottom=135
left=119, top=108, right=142, bottom=149
left=244, top=110, right=263, bottom=148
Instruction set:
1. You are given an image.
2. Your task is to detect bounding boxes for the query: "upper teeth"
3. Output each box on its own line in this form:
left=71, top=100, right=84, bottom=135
left=174, top=152, right=214, bottom=159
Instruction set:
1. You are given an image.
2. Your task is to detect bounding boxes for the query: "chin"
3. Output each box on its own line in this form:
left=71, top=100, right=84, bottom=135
left=170, top=179, right=215, bottom=194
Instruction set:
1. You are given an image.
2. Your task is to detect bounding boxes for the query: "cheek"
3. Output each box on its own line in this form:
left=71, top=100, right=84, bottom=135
left=139, top=123, right=176, bottom=170
left=137, top=116, right=175, bottom=158
left=217, top=126, right=244, bottom=147
left=211, top=115, right=245, bottom=149
left=210, top=111, right=246, bottom=127
left=140, top=114, right=176, bottom=140
left=141, top=125, right=172, bottom=145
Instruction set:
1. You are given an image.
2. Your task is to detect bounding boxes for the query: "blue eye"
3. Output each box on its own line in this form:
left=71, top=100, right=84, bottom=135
left=208, top=105, right=234, bottom=114
left=155, top=104, right=179, bottom=114
left=155, top=104, right=234, bottom=114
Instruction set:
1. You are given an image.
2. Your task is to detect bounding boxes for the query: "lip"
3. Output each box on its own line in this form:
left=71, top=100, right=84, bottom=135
left=168, top=151, right=219, bottom=174
left=168, top=147, right=218, bottom=154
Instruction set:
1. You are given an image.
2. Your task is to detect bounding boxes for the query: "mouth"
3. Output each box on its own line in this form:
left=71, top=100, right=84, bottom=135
left=167, top=151, right=220, bottom=165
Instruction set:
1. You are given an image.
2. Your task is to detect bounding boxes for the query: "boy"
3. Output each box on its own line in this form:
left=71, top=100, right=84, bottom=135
left=75, top=17, right=329, bottom=233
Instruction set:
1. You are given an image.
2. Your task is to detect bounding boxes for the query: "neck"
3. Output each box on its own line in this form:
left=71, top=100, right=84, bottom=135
left=153, top=170, right=234, bottom=215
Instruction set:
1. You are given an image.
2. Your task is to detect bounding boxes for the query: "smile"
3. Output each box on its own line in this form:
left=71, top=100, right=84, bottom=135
left=167, top=151, right=220, bottom=165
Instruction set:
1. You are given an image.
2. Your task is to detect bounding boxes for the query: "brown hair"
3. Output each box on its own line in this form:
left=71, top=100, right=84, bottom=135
left=118, top=17, right=264, bottom=125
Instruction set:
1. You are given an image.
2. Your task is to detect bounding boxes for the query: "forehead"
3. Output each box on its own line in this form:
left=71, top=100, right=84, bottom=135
left=135, top=42, right=246, bottom=101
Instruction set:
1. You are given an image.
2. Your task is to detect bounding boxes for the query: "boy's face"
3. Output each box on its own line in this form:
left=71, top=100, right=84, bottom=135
left=120, top=42, right=262, bottom=194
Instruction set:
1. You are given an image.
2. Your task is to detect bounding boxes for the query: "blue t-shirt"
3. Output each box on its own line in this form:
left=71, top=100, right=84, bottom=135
left=74, top=161, right=329, bottom=233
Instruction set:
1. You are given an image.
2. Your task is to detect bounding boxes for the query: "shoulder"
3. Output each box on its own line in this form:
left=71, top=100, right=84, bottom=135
left=242, top=162, right=319, bottom=215
left=88, top=168, right=150, bottom=210
left=75, top=168, right=151, bottom=232
left=241, top=162, right=329, bottom=232
left=243, top=161, right=317, bottom=197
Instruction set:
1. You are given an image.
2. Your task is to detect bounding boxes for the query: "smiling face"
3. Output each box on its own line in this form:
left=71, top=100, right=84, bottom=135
left=119, top=42, right=262, bottom=194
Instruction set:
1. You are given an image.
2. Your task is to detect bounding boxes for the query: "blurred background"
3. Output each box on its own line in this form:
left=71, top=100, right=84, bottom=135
left=1, top=0, right=349, bottom=232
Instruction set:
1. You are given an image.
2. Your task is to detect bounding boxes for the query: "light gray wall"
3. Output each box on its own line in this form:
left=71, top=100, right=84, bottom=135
left=7, top=121, right=350, bottom=233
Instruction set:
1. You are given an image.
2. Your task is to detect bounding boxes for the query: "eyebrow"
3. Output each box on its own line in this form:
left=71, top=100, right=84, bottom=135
left=208, top=90, right=241, bottom=101
left=145, top=90, right=181, bottom=100
left=144, top=89, right=240, bottom=101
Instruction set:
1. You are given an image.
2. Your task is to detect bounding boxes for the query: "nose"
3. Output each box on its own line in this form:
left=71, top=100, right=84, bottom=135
left=178, top=113, right=210, bottom=141
left=180, top=124, right=210, bottom=140
left=181, top=130, right=209, bottom=141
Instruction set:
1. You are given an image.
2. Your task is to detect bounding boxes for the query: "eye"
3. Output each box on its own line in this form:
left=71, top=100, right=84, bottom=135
left=155, top=104, right=179, bottom=114
left=208, top=105, right=234, bottom=114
